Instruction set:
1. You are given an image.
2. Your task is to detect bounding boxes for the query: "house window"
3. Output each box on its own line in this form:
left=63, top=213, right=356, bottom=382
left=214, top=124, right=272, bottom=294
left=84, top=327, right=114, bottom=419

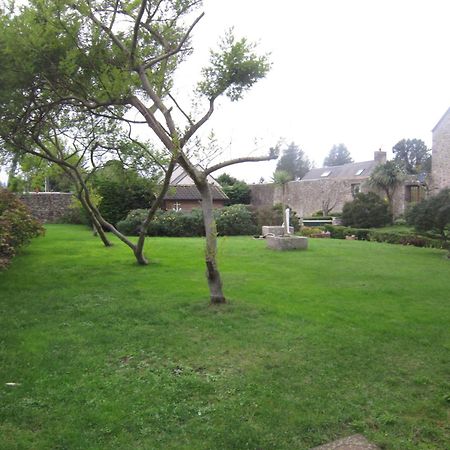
left=351, top=183, right=361, bottom=197
left=172, top=202, right=182, bottom=211
left=405, top=185, right=425, bottom=203
left=321, top=170, right=331, bottom=177
left=355, top=169, right=364, bottom=176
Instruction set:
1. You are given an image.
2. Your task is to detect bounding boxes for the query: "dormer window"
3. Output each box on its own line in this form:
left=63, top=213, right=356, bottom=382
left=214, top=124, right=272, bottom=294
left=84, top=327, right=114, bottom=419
left=321, top=170, right=331, bottom=177
left=355, top=169, right=364, bottom=176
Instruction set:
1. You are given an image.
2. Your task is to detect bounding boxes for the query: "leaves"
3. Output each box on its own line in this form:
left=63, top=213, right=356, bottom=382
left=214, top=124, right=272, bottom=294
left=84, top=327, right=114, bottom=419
left=198, top=29, right=270, bottom=101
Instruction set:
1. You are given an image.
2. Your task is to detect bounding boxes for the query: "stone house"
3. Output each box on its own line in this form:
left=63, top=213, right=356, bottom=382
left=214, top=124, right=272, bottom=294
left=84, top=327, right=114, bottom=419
left=251, top=150, right=397, bottom=217
left=431, top=107, right=450, bottom=193
left=162, top=165, right=228, bottom=211
left=250, top=111, right=450, bottom=219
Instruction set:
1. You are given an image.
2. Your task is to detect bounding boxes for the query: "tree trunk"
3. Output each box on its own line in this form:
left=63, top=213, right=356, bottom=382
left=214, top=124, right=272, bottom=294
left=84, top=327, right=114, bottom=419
left=197, top=181, right=226, bottom=304
left=134, top=158, right=176, bottom=264
left=74, top=174, right=148, bottom=264
left=78, top=192, right=112, bottom=247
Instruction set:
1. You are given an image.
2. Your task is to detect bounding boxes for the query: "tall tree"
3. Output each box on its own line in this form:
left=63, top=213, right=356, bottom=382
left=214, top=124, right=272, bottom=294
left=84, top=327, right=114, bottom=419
left=275, top=142, right=311, bottom=180
left=392, top=138, right=431, bottom=174
left=323, top=144, right=353, bottom=167
left=0, top=0, right=276, bottom=304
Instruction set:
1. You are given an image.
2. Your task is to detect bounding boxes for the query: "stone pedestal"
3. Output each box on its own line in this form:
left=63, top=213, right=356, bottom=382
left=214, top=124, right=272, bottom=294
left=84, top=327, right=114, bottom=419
left=266, top=235, right=308, bottom=251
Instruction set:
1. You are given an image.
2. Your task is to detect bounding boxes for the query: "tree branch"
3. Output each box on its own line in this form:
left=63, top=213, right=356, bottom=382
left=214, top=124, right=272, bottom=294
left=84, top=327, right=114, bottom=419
left=180, top=99, right=215, bottom=147
left=141, top=12, right=204, bottom=70
left=205, top=152, right=278, bottom=176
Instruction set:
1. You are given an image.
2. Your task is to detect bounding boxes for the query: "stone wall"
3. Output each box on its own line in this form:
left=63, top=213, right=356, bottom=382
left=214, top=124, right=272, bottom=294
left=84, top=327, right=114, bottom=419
left=250, top=178, right=371, bottom=217
left=431, top=108, right=450, bottom=192
left=251, top=180, right=410, bottom=218
left=19, top=192, right=73, bottom=223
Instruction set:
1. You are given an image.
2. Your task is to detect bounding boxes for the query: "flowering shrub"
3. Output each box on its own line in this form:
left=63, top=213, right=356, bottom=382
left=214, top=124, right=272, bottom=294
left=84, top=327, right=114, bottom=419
left=0, top=189, right=44, bottom=269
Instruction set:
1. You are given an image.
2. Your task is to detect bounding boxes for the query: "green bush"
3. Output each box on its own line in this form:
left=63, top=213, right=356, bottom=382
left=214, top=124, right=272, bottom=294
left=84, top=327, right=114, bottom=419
left=342, top=192, right=392, bottom=228
left=406, top=188, right=450, bottom=240
left=117, top=205, right=259, bottom=237
left=299, top=226, right=325, bottom=237
left=92, top=161, right=157, bottom=226
left=117, top=209, right=205, bottom=237
left=216, top=173, right=251, bottom=205
left=0, top=189, right=44, bottom=269
left=323, top=225, right=370, bottom=240
left=215, top=204, right=257, bottom=236
left=368, top=230, right=448, bottom=249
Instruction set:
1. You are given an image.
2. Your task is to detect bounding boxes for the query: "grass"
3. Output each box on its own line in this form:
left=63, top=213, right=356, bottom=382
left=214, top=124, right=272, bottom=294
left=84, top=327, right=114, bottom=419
left=0, top=224, right=449, bottom=449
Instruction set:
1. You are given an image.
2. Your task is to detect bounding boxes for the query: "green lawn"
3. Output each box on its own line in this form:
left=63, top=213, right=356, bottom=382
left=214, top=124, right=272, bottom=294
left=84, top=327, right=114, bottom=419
left=1, top=225, right=449, bottom=449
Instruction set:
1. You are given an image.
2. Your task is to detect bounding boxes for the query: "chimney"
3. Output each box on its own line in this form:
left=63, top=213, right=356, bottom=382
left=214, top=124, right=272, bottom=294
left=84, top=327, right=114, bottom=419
left=374, top=149, right=386, bottom=164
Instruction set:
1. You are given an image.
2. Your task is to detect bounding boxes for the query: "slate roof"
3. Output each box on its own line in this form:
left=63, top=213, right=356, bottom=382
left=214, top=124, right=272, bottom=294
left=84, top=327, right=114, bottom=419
left=432, top=107, right=450, bottom=132
left=301, top=160, right=379, bottom=181
left=163, top=165, right=228, bottom=201
left=164, top=185, right=228, bottom=201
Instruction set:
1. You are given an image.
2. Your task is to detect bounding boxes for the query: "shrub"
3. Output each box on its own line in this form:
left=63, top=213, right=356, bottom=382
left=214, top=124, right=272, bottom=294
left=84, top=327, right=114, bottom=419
left=0, top=189, right=44, bottom=269
left=117, top=205, right=259, bottom=237
left=215, top=204, right=257, bottom=236
left=299, top=226, right=325, bottom=237
left=406, top=188, right=450, bottom=240
left=368, top=230, right=448, bottom=249
left=322, top=225, right=370, bottom=240
left=92, top=161, right=157, bottom=226
left=342, top=192, right=392, bottom=228
left=117, top=209, right=205, bottom=237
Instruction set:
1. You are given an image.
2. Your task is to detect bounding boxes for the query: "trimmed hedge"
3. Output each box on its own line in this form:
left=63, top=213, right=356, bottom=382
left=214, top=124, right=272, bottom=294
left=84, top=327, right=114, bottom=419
left=368, top=230, right=448, bottom=250
left=0, top=189, right=44, bottom=269
left=319, top=224, right=448, bottom=250
left=117, top=204, right=258, bottom=237
left=323, top=225, right=370, bottom=241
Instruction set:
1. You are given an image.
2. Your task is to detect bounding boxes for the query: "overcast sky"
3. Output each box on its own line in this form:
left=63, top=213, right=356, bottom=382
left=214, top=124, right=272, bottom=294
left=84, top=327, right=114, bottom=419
left=2, top=0, right=450, bottom=185
left=173, top=0, right=450, bottom=182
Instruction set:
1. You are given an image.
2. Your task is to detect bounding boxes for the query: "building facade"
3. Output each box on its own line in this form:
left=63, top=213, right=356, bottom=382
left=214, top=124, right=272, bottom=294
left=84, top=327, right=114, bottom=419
left=162, top=165, right=228, bottom=211
left=431, top=107, right=450, bottom=192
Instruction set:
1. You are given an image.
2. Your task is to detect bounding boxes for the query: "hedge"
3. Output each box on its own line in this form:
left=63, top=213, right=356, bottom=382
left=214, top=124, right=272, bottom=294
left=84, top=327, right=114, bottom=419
left=117, top=204, right=258, bottom=237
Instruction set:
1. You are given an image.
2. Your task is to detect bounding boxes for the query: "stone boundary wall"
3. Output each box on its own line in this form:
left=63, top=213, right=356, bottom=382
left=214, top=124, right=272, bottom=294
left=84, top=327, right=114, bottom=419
left=18, top=192, right=73, bottom=223
left=250, top=180, right=407, bottom=218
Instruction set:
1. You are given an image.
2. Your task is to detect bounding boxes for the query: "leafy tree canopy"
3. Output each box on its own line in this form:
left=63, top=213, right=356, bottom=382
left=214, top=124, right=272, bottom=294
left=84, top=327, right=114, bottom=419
left=323, top=144, right=353, bottom=167
left=392, top=138, right=431, bottom=174
left=216, top=173, right=251, bottom=205
left=275, top=142, right=311, bottom=180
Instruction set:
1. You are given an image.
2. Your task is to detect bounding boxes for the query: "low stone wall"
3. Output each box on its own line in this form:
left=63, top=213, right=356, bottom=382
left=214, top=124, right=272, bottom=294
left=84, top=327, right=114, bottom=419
left=19, top=192, right=73, bottom=223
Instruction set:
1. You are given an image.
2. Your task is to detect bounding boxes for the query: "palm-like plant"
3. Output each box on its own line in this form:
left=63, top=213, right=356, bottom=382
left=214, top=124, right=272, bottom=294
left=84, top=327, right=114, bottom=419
left=369, top=161, right=404, bottom=216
